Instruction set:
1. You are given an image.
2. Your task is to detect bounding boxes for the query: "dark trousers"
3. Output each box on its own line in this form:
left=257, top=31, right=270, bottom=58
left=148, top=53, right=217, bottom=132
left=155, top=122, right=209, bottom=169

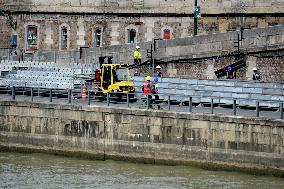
left=134, top=59, right=141, bottom=64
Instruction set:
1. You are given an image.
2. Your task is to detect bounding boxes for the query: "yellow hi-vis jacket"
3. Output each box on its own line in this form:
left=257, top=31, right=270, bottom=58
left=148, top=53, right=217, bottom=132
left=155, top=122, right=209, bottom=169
left=134, top=50, right=141, bottom=59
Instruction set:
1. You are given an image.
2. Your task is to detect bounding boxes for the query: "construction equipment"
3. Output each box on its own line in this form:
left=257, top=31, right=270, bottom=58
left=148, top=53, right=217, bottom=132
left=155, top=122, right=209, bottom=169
left=93, top=56, right=136, bottom=101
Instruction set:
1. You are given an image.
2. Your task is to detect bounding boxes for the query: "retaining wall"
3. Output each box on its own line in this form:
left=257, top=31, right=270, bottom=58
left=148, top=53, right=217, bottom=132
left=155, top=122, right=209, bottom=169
left=0, top=101, right=284, bottom=176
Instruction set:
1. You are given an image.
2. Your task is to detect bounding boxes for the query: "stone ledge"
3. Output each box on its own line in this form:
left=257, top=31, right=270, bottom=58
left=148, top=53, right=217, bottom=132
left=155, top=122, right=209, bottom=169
left=1, top=100, right=283, bottom=127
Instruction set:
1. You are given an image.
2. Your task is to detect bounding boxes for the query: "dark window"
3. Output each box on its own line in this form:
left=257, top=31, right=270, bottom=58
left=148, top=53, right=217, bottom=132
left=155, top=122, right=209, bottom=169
left=61, top=27, right=68, bottom=50
left=26, top=26, right=38, bottom=51
left=95, top=28, right=102, bottom=47
left=128, top=29, right=136, bottom=43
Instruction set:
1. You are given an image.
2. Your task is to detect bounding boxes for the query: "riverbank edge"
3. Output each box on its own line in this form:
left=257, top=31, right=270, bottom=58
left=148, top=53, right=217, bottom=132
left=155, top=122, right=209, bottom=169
left=1, top=143, right=283, bottom=178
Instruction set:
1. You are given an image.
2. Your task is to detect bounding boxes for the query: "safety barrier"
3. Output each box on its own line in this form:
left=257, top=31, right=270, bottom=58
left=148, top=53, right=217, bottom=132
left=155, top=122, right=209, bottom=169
left=0, top=86, right=283, bottom=119
left=132, top=76, right=284, bottom=108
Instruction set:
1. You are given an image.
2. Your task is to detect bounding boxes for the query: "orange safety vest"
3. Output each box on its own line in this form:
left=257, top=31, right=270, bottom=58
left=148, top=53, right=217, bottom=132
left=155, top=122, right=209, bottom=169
left=143, top=81, right=151, bottom=94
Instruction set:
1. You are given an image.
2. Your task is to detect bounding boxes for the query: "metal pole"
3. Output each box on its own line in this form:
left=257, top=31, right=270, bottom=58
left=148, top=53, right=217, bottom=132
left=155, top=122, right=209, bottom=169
left=194, top=0, right=198, bottom=36
left=256, top=101, right=260, bottom=117
left=107, top=93, right=110, bottom=106
left=49, top=89, right=52, bottom=102
left=127, top=93, right=130, bottom=108
left=189, top=96, right=192, bottom=113
left=68, top=89, right=72, bottom=104
left=280, top=102, right=283, bottom=119
left=147, top=95, right=150, bottom=109
left=54, top=51, right=56, bottom=63
left=23, top=49, right=26, bottom=61
left=84, top=49, right=87, bottom=64
left=31, top=88, right=34, bottom=102
left=7, top=49, right=10, bottom=61
left=12, top=86, right=15, bottom=100
left=88, top=91, right=91, bottom=106
left=233, top=99, right=236, bottom=115
left=152, top=41, right=155, bottom=76
left=168, top=96, right=171, bottom=111
left=210, top=98, right=214, bottom=114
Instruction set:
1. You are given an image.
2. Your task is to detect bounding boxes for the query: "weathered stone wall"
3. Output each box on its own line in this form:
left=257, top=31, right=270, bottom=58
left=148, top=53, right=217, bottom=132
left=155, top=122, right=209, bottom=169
left=2, top=0, right=284, bottom=14
left=0, top=16, right=12, bottom=48
left=98, top=25, right=284, bottom=81
left=1, top=0, right=284, bottom=50
left=0, top=101, right=284, bottom=176
left=6, top=15, right=284, bottom=50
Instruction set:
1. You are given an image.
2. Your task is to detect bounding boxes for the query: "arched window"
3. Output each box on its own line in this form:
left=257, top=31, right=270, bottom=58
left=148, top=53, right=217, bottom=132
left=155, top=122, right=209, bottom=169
left=95, top=28, right=102, bottom=47
left=61, top=27, right=68, bottom=50
left=161, top=26, right=173, bottom=40
left=26, top=25, right=38, bottom=51
left=164, top=29, right=171, bottom=40
left=128, top=29, right=136, bottom=44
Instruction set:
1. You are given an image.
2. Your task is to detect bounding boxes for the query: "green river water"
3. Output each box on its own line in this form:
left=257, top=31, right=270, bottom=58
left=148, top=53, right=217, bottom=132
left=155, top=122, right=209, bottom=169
left=0, top=152, right=283, bottom=189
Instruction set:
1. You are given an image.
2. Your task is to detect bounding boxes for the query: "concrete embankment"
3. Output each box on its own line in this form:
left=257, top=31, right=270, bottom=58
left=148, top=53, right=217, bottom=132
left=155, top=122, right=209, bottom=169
left=0, top=101, right=284, bottom=177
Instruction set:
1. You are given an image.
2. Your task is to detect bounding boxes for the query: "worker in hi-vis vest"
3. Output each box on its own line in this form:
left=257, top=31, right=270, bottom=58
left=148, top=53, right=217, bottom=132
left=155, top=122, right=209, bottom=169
left=143, top=76, right=152, bottom=95
left=134, top=46, right=142, bottom=64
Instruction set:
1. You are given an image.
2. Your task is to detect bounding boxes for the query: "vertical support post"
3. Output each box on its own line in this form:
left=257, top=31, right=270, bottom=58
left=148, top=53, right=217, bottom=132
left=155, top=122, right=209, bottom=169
left=280, top=102, right=283, bottom=119
left=194, top=0, right=198, bottom=36
left=107, top=93, right=110, bottom=106
left=189, top=96, right=192, bottom=113
left=210, top=98, right=214, bottom=114
left=54, top=51, right=57, bottom=63
left=127, top=93, right=130, bottom=108
left=168, top=96, right=171, bottom=111
left=233, top=99, right=237, bottom=115
left=147, top=95, right=150, bottom=109
left=49, top=89, right=52, bottom=102
left=152, top=42, right=155, bottom=76
left=256, top=101, right=260, bottom=117
left=31, top=88, right=34, bottom=102
left=88, top=91, right=91, bottom=106
left=7, top=49, right=10, bottom=61
left=237, top=34, right=240, bottom=53
left=84, top=49, right=87, bottom=64
left=23, top=49, right=26, bottom=61
left=12, top=86, right=15, bottom=100
left=68, top=89, right=72, bottom=104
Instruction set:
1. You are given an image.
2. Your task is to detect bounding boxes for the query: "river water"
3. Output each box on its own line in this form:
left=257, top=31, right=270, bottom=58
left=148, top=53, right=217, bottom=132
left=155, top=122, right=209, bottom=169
left=0, top=152, right=283, bottom=189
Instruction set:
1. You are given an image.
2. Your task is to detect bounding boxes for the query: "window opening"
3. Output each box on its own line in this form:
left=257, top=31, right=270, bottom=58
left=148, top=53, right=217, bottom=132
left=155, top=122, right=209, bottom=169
left=61, top=27, right=68, bottom=50
left=26, top=26, right=38, bottom=51
left=128, top=29, right=136, bottom=43
left=164, top=29, right=171, bottom=40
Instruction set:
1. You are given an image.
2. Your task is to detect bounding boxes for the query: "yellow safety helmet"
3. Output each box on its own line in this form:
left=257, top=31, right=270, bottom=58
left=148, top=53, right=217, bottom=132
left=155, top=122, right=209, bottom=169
left=145, top=76, right=151, bottom=81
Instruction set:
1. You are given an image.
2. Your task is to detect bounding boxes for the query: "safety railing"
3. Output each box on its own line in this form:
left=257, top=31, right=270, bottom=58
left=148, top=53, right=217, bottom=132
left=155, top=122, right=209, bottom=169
left=0, top=86, right=284, bottom=119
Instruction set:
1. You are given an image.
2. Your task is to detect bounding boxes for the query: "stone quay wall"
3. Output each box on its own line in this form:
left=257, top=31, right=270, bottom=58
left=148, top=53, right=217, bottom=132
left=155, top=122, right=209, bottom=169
left=0, top=101, right=284, bottom=176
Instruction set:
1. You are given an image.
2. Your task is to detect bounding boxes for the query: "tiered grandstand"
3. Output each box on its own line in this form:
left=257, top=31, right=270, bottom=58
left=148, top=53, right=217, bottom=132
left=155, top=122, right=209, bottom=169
left=0, top=60, right=95, bottom=90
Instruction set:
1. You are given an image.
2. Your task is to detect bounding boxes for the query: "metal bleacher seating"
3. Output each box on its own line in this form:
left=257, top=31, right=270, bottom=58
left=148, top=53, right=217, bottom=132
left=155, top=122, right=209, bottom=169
left=132, top=76, right=284, bottom=108
left=0, top=60, right=93, bottom=90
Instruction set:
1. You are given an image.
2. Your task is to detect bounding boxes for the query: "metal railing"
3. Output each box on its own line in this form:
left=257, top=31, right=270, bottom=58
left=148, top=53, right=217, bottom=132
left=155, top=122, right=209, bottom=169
left=0, top=86, right=283, bottom=119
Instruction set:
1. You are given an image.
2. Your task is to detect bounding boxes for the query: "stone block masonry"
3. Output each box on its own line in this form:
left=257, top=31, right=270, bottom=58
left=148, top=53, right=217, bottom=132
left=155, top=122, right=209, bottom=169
left=1, top=0, right=284, bottom=50
left=0, top=101, right=284, bottom=176
left=97, top=25, right=284, bottom=82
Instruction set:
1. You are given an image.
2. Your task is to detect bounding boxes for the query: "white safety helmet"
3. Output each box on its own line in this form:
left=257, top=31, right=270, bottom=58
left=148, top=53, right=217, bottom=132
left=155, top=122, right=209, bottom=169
left=252, top=67, right=257, bottom=71
left=136, top=46, right=140, bottom=49
left=156, top=65, right=161, bottom=69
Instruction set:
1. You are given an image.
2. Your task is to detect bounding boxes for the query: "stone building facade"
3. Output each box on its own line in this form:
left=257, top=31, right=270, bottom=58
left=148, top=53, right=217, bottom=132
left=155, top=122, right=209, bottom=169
left=0, top=0, right=284, bottom=51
